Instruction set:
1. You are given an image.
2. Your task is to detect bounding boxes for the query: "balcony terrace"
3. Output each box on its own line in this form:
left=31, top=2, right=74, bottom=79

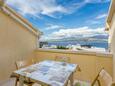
left=0, top=0, right=115, bottom=86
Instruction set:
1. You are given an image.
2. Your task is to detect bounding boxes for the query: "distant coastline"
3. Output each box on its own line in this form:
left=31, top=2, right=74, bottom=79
left=41, top=40, right=108, bottom=49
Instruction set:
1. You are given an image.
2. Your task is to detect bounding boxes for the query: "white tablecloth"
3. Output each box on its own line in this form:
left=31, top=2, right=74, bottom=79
left=14, top=60, right=77, bottom=86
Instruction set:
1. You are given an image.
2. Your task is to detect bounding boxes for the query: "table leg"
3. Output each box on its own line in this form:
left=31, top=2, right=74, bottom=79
left=19, top=76, right=24, bottom=86
left=70, top=72, right=74, bottom=86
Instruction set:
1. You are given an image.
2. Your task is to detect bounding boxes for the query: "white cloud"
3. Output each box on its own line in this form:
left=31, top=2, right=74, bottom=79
left=96, top=13, right=107, bottom=19
left=86, top=20, right=101, bottom=25
left=85, top=13, right=107, bottom=25
left=85, top=0, right=110, bottom=3
left=51, top=27, right=105, bottom=38
left=5, top=0, right=110, bottom=18
left=45, top=24, right=65, bottom=30
left=40, top=26, right=107, bottom=41
left=6, top=0, right=68, bottom=18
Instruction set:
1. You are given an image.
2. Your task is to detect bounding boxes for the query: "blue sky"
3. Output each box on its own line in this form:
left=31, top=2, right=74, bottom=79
left=6, top=0, right=110, bottom=41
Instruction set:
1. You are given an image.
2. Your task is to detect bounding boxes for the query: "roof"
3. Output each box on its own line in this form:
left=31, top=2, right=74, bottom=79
left=105, top=0, right=115, bottom=31
left=0, top=0, right=42, bottom=36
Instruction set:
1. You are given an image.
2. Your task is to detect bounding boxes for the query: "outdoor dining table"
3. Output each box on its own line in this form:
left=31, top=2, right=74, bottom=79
left=13, top=60, right=78, bottom=86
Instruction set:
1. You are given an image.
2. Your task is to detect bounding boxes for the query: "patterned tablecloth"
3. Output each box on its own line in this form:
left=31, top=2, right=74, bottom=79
left=14, top=60, right=77, bottom=86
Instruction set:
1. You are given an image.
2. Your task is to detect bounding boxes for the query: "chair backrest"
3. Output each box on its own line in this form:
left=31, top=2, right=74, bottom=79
left=99, top=69, right=112, bottom=86
left=91, top=68, right=113, bottom=86
left=15, top=59, right=33, bottom=69
left=55, top=56, right=70, bottom=63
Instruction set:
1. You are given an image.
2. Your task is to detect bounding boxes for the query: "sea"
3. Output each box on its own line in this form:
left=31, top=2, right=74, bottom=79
left=47, top=41, right=108, bottom=49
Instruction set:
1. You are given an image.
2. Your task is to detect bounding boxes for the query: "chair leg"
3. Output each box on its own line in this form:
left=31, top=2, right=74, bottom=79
left=97, top=79, right=101, bottom=86
left=70, top=73, right=74, bottom=86
left=15, top=78, right=18, bottom=86
left=65, top=80, right=69, bottom=86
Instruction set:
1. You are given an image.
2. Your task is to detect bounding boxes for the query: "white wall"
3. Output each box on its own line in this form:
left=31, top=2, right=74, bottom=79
left=109, top=13, right=115, bottom=81
left=0, top=9, right=38, bottom=81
